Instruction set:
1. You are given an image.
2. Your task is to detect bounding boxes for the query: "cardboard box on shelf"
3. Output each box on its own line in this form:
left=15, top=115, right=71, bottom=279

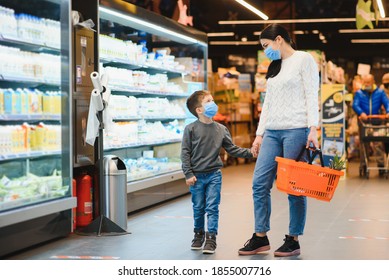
left=214, top=88, right=239, bottom=103
left=229, top=102, right=252, bottom=121
left=238, top=91, right=252, bottom=103
left=232, top=134, right=252, bottom=148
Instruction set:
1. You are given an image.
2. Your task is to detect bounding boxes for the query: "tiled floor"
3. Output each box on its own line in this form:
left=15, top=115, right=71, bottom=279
left=4, top=161, right=389, bottom=260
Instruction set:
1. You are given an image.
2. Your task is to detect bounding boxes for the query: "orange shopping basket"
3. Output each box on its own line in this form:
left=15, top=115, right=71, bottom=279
left=275, top=146, right=344, bottom=202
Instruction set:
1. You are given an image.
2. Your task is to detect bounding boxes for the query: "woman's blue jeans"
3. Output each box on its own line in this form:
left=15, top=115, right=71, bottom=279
left=190, top=170, right=222, bottom=234
left=253, top=128, right=309, bottom=236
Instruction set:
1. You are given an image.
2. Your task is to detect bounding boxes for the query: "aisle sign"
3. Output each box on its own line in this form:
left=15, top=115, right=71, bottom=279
left=321, top=84, right=346, bottom=166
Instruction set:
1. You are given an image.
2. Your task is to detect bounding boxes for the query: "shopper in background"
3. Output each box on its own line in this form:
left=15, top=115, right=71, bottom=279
left=381, top=73, right=389, bottom=98
left=352, top=74, right=389, bottom=174
left=181, top=90, right=254, bottom=254
left=238, top=24, right=319, bottom=257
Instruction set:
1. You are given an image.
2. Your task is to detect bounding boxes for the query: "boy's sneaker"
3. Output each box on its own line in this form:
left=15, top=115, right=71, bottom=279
left=191, top=229, right=205, bottom=250
left=202, top=232, right=217, bottom=254
left=274, top=235, right=301, bottom=257
left=238, top=233, right=270, bottom=255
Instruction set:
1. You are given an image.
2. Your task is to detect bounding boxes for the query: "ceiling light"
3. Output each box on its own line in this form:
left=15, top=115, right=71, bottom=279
left=99, top=6, right=207, bottom=46
left=312, top=30, right=320, bottom=34
left=319, top=34, right=325, bottom=40
left=209, top=41, right=259, bottom=45
left=339, top=28, right=389, bottom=33
left=377, top=0, right=386, bottom=18
left=219, top=17, right=389, bottom=24
left=207, top=32, right=235, bottom=37
left=351, top=39, right=389, bottom=43
left=241, top=36, right=248, bottom=42
left=322, top=40, right=327, bottom=44
left=255, top=30, right=308, bottom=36
left=235, top=0, right=269, bottom=20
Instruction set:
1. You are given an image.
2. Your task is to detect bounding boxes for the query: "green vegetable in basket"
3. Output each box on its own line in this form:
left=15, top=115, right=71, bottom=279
left=328, top=155, right=346, bottom=170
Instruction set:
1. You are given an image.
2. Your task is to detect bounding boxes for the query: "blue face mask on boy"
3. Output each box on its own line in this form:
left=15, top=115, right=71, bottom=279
left=204, top=101, right=218, bottom=118
left=264, top=45, right=281, bottom=61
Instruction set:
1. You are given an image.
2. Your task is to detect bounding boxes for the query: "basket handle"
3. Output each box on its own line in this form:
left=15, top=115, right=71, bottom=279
left=295, top=145, right=324, bottom=167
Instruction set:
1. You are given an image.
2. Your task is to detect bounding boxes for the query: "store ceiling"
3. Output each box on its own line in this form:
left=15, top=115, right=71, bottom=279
left=188, top=0, right=389, bottom=62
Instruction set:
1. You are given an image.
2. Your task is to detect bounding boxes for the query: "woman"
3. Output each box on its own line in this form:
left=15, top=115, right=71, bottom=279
left=238, top=24, right=319, bottom=257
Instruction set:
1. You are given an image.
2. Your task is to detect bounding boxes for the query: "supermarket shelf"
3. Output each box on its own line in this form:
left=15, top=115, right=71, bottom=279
left=112, top=116, right=186, bottom=121
left=0, top=150, right=61, bottom=162
left=0, top=114, right=61, bottom=121
left=100, top=57, right=189, bottom=78
left=0, top=34, right=60, bottom=54
left=104, top=139, right=182, bottom=151
left=0, top=197, right=76, bottom=228
left=126, top=170, right=184, bottom=193
left=109, top=85, right=189, bottom=97
left=0, top=74, right=60, bottom=87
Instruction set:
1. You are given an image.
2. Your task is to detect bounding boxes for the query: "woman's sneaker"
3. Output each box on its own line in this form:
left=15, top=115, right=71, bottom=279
left=191, top=229, right=205, bottom=250
left=238, top=233, right=270, bottom=255
left=274, top=235, right=301, bottom=257
left=202, top=232, right=217, bottom=254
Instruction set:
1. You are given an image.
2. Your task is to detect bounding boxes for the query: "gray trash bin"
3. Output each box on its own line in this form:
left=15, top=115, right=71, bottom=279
left=103, top=155, right=128, bottom=230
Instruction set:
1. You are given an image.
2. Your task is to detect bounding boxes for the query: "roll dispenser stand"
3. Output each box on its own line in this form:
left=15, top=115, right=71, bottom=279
left=76, top=72, right=129, bottom=236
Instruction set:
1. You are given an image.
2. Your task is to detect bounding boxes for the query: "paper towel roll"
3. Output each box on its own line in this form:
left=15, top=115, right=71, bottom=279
left=90, top=71, right=103, bottom=92
left=91, top=89, right=104, bottom=111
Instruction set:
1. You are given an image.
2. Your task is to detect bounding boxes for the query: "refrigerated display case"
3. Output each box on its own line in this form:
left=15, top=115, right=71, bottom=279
left=98, top=0, right=207, bottom=212
left=0, top=0, right=74, bottom=257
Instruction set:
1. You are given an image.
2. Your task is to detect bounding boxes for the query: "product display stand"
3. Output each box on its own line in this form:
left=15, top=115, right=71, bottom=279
left=76, top=74, right=129, bottom=236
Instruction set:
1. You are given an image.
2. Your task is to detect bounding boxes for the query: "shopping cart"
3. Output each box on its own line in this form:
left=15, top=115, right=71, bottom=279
left=358, top=115, right=389, bottom=179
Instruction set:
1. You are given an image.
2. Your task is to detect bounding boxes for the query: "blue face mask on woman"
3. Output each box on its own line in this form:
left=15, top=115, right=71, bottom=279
left=264, top=45, right=281, bottom=61
left=204, top=101, right=218, bottom=118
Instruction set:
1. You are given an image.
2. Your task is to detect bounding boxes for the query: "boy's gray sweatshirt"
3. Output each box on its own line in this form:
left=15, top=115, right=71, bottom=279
left=181, top=120, right=252, bottom=180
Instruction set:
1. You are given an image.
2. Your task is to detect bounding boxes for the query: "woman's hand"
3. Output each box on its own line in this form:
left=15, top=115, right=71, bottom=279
left=251, top=135, right=263, bottom=157
left=306, top=126, right=319, bottom=149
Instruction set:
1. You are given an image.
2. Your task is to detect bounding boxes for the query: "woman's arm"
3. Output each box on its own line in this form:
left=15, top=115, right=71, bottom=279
left=302, top=53, right=320, bottom=148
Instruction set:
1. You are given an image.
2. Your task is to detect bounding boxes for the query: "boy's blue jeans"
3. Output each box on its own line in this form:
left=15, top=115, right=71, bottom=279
left=253, top=128, right=309, bottom=236
left=190, top=170, right=222, bottom=235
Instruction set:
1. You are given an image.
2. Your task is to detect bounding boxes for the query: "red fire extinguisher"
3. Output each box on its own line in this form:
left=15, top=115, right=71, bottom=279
left=76, top=173, right=93, bottom=227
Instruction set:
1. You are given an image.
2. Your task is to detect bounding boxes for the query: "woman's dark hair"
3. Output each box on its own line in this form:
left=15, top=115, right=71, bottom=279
left=260, top=24, right=296, bottom=79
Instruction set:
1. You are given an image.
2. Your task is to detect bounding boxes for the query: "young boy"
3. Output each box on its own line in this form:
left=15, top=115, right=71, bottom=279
left=181, top=90, right=254, bottom=254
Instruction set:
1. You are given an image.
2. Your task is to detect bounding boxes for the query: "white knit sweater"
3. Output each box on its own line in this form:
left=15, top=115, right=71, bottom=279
left=256, top=50, right=319, bottom=136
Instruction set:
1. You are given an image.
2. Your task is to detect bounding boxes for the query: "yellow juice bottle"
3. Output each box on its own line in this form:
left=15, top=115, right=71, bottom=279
left=35, top=122, right=45, bottom=150
left=54, top=92, right=61, bottom=114
left=22, top=122, right=31, bottom=151
left=30, top=125, right=36, bottom=151
left=11, top=126, right=18, bottom=153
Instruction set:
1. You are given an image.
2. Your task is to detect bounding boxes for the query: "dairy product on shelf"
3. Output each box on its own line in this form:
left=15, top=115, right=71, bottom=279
left=99, top=34, right=186, bottom=72
left=123, top=156, right=181, bottom=182
left=0, top=88, right=60, bottom=115
left=109, top=95, right=138, bottom=119
left=0, top=6, right=17, bottom=38
left=104, top=66, right=184, bottom=94
left=0, top=5, right=60, bottom=48
left=0, top=46, right=60, bottom=82
left=0, top=123, right=61, bottom=155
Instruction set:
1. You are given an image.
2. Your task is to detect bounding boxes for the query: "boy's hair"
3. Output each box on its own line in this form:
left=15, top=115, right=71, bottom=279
left=186, top=90, right=211, bottom=118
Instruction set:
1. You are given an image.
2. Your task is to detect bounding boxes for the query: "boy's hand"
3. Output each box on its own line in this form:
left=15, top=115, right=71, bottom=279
left=186, top=176, right=197, bottom=186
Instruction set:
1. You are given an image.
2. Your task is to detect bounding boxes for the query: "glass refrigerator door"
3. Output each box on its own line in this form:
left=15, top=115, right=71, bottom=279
left=98, top=1, right=207, bottom=190
left=0, top=0, right=72, bottom=222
